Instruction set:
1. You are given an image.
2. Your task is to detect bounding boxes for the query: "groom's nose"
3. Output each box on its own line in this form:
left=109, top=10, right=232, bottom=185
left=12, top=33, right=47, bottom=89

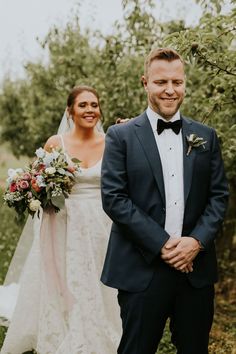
left=164, top=82, right=175, bottom=95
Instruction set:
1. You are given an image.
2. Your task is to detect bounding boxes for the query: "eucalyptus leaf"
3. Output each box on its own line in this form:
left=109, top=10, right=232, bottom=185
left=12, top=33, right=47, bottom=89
left=51, top=195, right=65, bottom=209
left=71, top=158, right=81, bottom=164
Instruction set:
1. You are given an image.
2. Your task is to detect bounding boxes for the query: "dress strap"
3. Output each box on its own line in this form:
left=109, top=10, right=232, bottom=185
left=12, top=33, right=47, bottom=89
left=59, top=134, right=66, bottom=151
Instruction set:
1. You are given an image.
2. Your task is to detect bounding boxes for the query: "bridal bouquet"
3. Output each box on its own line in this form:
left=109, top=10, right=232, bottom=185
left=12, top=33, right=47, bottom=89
left=3, top=147, right=80, bottom=220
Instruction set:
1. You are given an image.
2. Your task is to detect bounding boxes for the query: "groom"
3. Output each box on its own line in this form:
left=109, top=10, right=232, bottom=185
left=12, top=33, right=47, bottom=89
left=101, top=48, right=228, bottom=354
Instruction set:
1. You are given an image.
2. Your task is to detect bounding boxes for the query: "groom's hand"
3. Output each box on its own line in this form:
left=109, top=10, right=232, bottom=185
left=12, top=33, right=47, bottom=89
left=161, top=238, right=180, bottom=257
left=161, top=237, right=201, bottom=271
left=161, top=238, right=194, bottom=273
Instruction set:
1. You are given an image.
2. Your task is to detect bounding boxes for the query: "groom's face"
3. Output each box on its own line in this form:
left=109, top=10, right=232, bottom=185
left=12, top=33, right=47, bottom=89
left=142, top=59, right=185, bottom=120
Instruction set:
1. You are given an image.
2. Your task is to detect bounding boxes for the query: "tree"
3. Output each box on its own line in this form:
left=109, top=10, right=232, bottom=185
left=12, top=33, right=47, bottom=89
left=0, top=0, right=235, bottom=250
left=0, top=0, right=160, bottom=155
left=0, top=19, right=101, bottom=156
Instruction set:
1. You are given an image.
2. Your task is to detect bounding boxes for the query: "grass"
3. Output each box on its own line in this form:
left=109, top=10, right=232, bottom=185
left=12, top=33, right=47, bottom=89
left=0, top=146, right=235, bottom=353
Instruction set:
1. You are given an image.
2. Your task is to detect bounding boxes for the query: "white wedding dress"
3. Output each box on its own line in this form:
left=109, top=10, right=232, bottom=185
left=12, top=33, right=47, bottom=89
left=0, top=148, right=121, bottom=353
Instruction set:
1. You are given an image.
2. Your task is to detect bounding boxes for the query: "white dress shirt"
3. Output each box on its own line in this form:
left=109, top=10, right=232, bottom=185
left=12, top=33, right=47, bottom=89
left=146, top=106, right=184, bottom=237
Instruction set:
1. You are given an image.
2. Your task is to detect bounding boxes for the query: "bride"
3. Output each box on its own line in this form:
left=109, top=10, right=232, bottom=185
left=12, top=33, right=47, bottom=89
left=0, top=85, right=121, bottom=354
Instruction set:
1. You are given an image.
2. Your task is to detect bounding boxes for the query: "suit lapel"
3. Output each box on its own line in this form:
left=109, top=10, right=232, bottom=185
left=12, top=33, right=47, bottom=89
left=181, top=116, right=196, bottom=206
left=134, top=113, right=165, bottom=205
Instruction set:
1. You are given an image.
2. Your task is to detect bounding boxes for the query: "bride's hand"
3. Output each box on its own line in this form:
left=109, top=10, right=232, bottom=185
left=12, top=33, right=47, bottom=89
left=115, top=118, right=130, bottom=124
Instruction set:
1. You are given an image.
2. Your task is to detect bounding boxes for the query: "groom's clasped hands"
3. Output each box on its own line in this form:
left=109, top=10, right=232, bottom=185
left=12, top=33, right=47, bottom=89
left=161, top=237, right=201, bottom=273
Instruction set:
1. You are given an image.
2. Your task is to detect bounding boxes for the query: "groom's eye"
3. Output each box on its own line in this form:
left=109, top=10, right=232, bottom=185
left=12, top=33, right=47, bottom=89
left=154, top=80, right=166, bottom=85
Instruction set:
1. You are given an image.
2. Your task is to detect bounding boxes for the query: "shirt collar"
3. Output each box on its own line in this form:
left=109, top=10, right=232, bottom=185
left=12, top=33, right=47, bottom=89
left=146, top=106, right=180, bottom=132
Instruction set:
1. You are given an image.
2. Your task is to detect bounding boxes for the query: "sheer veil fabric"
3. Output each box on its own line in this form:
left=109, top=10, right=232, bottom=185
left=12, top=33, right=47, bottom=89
left=0, top=109, right=104, bottom=312
left=0, top=198, right=41, bottom=325
left=0, top=110, right=121, bottom=353
left=0, top=110, right=73, bottom=322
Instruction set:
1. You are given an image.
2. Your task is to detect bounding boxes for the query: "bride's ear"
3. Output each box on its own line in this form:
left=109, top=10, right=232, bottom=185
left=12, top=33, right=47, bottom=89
left=66, top=107, right=73, bottom=121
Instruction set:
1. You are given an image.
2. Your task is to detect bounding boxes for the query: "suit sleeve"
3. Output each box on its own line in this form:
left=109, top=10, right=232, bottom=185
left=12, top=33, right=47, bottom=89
left=101, top=126, right=170, bottom=264
left=190, top=128, right=229, bottom=249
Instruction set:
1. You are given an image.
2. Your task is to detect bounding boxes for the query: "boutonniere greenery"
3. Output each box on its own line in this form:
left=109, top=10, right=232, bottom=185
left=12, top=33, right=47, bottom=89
left=186, top=134, right=207, bottom=156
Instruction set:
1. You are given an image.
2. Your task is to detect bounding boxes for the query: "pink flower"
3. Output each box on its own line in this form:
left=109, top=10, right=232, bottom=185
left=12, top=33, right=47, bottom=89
left=19, top=180, right=29, bottom=189
left=22, top=172, right=31, bottom=181
left=9, top=183, right=17, bottom=192
left=67, top=165, right=76, bottom=173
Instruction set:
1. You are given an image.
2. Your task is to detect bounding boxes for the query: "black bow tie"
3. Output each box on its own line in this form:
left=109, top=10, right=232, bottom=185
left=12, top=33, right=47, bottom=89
left=157, top=119, right=182, bottom=135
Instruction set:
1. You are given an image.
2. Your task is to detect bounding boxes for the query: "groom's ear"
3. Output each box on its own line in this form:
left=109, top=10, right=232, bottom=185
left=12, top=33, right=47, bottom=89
left=141, top=75, right=148, bottom=90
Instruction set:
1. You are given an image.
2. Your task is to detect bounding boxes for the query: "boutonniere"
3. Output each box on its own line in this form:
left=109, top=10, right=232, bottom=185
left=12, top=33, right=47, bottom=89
left=186, top=134, right=207, bottom=156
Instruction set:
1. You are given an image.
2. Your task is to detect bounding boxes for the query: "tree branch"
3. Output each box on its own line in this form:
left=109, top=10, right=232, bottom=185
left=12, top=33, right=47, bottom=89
left=201, top=104, right=218, bottom=124
left=217, top=27, right=236, bottom=39
left=196, top=50, right=236, bottom=76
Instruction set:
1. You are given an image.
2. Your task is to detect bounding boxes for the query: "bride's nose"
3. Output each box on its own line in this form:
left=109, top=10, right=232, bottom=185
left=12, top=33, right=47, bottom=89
left=85, top=105, right=94, bottom=112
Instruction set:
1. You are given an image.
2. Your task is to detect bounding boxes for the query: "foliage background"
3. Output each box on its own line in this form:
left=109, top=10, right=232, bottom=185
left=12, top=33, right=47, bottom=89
left=0, top=0, right=235, bottom=352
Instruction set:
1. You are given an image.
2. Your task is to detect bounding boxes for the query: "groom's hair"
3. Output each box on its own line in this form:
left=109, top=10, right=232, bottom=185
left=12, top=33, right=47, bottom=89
left=144, top=48, right=184, bottom=78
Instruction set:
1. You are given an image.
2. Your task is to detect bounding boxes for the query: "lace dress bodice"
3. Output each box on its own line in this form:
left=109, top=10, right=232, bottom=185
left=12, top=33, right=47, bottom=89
left=71, top=160, right=102, bottom=197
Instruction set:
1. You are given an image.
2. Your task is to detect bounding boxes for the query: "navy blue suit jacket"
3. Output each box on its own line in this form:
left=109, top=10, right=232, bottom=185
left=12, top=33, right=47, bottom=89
left=101, top=112, right=229, bottom=291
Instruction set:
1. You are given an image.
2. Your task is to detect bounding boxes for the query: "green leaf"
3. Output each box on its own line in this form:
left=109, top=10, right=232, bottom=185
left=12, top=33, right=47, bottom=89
left=51, top=195, right=65, bottom=209
left=71, top=158, right=81, bottom=164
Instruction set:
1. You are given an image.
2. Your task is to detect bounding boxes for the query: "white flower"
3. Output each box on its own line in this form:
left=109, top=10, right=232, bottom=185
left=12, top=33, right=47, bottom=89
left=29, top=199, right=41, bottom=211
left=35, top=147, right=46, bottom=158
left=7, top=168, right=24, bottom=183
left=51, top=187, right=63, bottom=197
left=7, top=168, right=16, bottom=178
left=51, top=150, right=60, bottom=160
left=43, top=151, right=60, bottom=166
left=7, top=168, right=23, bottom=178
left=4, top=192, right=16, bottom=202
left=57, top=168, right=66, bottom=175
left=36, top=175, right=46, bottom=187
left=43, top=154, right=54, bottom=167
left=45, top=167, right=56, bottom=175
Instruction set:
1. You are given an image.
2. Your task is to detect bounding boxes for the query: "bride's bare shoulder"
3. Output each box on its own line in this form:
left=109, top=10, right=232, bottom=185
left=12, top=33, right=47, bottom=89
left=44, top=134, right=62, bottom=151
left=97, top=133, right=105, bottom=143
